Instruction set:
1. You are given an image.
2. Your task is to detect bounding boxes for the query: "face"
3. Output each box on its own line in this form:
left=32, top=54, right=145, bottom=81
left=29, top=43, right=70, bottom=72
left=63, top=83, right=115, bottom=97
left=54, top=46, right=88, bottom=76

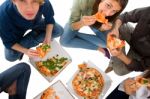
left=12, top=0, right=40, bottom=20
left=98, top=0, right=121, bottom=17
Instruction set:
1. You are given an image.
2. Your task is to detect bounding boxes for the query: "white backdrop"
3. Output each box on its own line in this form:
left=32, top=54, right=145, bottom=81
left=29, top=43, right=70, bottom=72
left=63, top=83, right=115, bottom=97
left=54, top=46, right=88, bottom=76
left=0, top=0, right=149, bottom=99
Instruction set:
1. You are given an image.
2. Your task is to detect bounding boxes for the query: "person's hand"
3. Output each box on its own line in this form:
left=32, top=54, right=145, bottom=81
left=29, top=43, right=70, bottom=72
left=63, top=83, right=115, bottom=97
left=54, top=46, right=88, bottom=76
left=25, top=49, right=39, bottom=58
left=108, top=28, right=120, bottom=38
left=43, top=36, right=51, bottom=45
left=109, top=48, right=123, bottom=57
left=100, top=22, right=112, bottom=31
left=81, top=16, right=96, bottom=26
left=124, top=78, right=139, bottom=95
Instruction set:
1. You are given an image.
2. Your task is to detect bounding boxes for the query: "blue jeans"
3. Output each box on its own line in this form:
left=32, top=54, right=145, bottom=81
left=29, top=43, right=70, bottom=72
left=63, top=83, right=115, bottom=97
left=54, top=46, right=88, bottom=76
left=5, top=22, right=63, bottom=62
left=0, top=62, right=31, bottom=99
left=60, top=23, right=108, bottom=50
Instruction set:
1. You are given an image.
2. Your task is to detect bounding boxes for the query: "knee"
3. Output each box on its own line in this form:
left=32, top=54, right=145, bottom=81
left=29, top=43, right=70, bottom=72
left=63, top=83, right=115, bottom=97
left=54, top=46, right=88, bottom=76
left=5, top=56, right=17, bottom=62
left=54, top=23, right=64, bottom=37
left=57, top=26, right=64, bottom=36
left=113, top=70, right=127, bottom=76
left=113, top=68, right=130, bottom=76
left=59, top=35, right=70, bottom=47
left=5, top=50, right=21, bottom=62
left=20, top=62, right=31, bottom=75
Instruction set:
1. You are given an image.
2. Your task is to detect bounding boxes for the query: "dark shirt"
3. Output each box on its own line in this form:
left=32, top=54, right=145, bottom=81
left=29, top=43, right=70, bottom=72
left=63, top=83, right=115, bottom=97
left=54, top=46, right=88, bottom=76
left=0, top=0, right=55, bottom=49
left=119, top=6, right=150, bottom=71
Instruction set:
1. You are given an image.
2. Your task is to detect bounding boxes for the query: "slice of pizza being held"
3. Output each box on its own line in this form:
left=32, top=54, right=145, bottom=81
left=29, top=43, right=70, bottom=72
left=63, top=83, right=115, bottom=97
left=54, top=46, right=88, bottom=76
left=40, top=87, right=59, bottom=99
left=93, top=12, right=108, bottom=24
left=135, top=77, right=150, bottom=86
left=36, top=44, right=51, bottom=58
left=107, top=34, right=125, bottom=49
left=72, top=63, right=104, bottom=99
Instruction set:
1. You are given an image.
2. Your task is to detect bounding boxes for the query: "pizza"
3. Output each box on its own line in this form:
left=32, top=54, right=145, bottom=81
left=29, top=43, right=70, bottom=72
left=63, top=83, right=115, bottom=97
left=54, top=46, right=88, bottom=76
left=40, top=87, right=59, bottom=99
left=35, top=54, right=68, bottom=76
left=72, top=63, right=104, bottom=99
left=93, top=12, right=108, bottom=24
left=36, top=44, right=51, bottom=58
left=136, top=77, right=150, bottom=86
left=107, top=34, right=125, bottom=49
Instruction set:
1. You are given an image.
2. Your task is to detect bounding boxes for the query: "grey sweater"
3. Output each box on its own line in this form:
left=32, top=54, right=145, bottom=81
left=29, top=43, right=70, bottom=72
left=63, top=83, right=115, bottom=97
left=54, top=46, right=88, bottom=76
left=119, top=6, right=150, bottom=71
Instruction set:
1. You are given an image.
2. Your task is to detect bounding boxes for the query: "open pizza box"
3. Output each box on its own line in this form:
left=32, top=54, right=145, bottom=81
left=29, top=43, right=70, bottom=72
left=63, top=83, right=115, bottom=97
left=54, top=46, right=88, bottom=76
left=34, top=80, right=75, bottom=99
left=30, top=40, right=72, bottom=82
left=67, top=61, right=112, bottom=99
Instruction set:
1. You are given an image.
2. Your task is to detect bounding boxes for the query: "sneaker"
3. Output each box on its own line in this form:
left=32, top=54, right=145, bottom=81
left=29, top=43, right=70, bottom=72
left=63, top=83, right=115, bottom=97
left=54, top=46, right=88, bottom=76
left=103, top=48, right=111, bottom=59
left=105, top=66, right=113, bottom=73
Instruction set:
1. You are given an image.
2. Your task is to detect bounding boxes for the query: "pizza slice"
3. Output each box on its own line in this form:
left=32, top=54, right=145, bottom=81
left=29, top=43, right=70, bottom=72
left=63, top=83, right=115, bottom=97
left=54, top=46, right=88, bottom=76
left=40, top=87, right=59, bottom=99
left=107, top=34, right=125, bottom=49
left=36, top=44, right=51, bottom=58
left=35, top=55, right=68, bottom=76
left=136, top=77, right=150, bottom=86
left=93, top=12, right=108, bottom=24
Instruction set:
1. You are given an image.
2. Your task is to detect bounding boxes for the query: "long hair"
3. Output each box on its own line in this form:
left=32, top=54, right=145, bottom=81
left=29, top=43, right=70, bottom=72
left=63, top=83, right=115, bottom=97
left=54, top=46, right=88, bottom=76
left=92, top=0, right=128, bottom=28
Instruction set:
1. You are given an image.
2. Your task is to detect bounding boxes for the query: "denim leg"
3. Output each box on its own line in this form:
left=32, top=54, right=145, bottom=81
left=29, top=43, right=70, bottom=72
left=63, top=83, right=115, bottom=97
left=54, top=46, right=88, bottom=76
left=51, top=23, right=63, bottom=38
left=91, top=27, right=108, bottom=43
left=76, top=32, right=106, bottom=48
left=0, top=63, right=31, bottom=99
left=20, top=22, right=63, bottom=47
left=15, top=63, right=31, bottom=99
left=4, top=22, right=63, bottom=61
left=60, top=23, right=98, bottom=50
left=32, top=22, right=63, bottom=43
left=4, top=48, right=22, bottom=62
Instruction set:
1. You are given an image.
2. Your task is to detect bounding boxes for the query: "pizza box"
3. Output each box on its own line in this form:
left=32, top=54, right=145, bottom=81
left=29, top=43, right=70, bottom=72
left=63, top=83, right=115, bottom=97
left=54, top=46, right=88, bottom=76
left=30, top=40, right=72, bottom=82
left=34, top=80, right=75, bottom=99
left=67, top=61, right=112, bottom=99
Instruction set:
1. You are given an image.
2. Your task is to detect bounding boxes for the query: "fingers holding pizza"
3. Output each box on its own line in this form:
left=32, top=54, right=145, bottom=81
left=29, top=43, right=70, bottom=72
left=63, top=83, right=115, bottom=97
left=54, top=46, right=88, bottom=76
left=135, top=76, right=150, bottom=87
left=107, top=34, right=125, bottom=57
left=36, top=43, right=51, bottom=58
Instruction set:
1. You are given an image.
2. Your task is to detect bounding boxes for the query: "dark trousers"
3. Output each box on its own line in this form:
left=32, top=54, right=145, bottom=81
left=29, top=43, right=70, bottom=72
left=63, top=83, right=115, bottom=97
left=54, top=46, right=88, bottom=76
left=106, top=85, right=129, bottom=99
left=0, top=62, right=31, bottom=99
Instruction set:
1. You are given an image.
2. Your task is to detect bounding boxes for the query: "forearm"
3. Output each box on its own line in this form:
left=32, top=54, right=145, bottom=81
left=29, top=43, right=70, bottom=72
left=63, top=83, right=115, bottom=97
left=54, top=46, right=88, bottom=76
left=117, top=53, right=145, bottom=71
left=71, top=21, right=84, bottom=30
left=117, top=53, right=132, bottom=65
left=46, top=24, right=53, bottom=38
left=12, top=43, right=28, bottom=54
left=113, top=19, right=122, bottom=30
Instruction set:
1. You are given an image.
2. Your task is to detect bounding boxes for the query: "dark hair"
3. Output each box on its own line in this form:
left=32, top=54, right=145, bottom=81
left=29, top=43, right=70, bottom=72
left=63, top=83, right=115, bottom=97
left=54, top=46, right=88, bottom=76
left=92, top=0, right=128, bottom=28
left=143, top=70, right=150, bottom=79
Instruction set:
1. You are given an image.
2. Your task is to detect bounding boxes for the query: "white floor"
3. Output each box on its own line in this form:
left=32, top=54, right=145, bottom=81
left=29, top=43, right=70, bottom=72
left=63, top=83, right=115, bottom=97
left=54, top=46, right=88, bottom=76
left=0, top=0, right=149, bottom=99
